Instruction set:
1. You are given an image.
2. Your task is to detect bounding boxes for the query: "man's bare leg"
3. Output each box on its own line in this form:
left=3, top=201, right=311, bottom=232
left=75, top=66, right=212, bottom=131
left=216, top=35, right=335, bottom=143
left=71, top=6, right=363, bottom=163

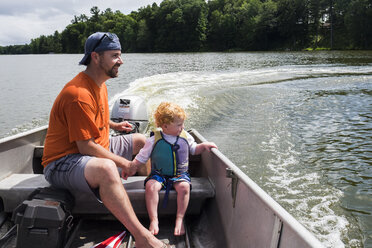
left=85, top=158, right=164, bottom=247
left=173, top=182, right=190, bottom=236
left=131, top=133, right=146, bottom=154
left=145, top=180, right=162, bottom=235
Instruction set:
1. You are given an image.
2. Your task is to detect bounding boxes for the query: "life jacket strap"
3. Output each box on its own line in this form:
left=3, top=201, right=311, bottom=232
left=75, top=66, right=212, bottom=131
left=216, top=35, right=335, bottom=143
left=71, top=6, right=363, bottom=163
left=162, top=178, right=173, bottom=208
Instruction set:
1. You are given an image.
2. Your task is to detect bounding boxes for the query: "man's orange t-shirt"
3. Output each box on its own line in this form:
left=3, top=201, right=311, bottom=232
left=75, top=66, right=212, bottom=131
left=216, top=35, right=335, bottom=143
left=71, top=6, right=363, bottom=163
left=42, top=72, right=110, bottom=167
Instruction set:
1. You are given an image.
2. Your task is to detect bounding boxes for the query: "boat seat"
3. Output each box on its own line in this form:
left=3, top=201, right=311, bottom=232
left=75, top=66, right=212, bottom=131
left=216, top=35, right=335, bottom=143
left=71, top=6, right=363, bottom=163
left=0, top=174, right=215, bottom=216
left=32, top=145, right=44, bottom=174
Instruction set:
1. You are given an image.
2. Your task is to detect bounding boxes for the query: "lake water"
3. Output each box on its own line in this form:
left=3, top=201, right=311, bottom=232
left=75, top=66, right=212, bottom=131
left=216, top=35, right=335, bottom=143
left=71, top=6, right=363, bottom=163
left=0, top=52, right=371, bottom=248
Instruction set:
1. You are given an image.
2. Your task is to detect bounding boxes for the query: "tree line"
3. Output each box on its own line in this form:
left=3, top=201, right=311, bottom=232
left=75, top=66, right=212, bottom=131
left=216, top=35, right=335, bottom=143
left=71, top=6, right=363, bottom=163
left=1, top=0, right=371, bottom=54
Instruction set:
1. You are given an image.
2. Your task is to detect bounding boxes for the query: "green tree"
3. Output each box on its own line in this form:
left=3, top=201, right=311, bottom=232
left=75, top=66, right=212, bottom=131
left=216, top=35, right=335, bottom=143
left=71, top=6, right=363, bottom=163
left=154, top=0, right=185, bottom=51
left=51, top=31, right=62, bottom=53
left=307, top=0, right=327, bottom=48
left=61, top=22, right=87, bottom=53
left=155, top=0, right=208, bottom=52
left=252, top=0, right=278, bottom=50
left=136, top=19, right=152, bottom=51
left=235, top=0, right=262, bottom=50
left=276, top=0, right=309, bottom=49
left=134, top=4, right=159, bottom=52
left=180, top=0, right=208, bottom=50
left=84, top=7, right=104, bottom=36
left=1, top=1, right=371, bottom=54
left=115, top=14, right=138, bottom=52
left=344, top=0, right=372, bottom=49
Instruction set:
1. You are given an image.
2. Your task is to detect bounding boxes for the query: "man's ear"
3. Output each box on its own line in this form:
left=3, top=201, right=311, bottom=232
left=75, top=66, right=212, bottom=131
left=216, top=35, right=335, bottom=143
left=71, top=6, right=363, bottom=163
left=91, top=51, right=100, bottom=64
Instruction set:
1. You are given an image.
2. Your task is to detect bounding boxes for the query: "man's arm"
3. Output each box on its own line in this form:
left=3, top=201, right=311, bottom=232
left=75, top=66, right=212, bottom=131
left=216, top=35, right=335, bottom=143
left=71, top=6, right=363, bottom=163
left=76, top=138, right=137, bottom=179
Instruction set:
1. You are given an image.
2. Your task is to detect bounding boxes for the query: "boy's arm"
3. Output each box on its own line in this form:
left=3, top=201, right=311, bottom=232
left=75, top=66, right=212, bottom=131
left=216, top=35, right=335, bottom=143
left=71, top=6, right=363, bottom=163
left=129, top=136, right=154, bottom=177
left=194, top=142, right=218, bottom=155
left=126, top=159, right=146, bottom=178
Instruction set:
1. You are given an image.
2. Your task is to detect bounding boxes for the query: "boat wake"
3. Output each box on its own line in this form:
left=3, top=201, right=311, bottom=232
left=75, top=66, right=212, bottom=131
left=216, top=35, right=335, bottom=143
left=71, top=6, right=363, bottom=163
left=261, top=132, right=358, bottom=248
left=110, top=66, right=371, bottom=248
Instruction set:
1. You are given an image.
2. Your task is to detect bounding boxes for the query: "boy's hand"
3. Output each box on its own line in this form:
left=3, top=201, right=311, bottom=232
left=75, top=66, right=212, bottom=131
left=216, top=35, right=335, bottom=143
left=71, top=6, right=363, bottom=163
left=194, top=141, right=218, bottom=155
left=204, top=142, right=218, bottom=151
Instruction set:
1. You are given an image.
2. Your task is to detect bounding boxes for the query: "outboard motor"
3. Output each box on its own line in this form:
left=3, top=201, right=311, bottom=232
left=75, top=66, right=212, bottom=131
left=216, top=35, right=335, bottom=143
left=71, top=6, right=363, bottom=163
left=111, top=95, right=149, bottom=134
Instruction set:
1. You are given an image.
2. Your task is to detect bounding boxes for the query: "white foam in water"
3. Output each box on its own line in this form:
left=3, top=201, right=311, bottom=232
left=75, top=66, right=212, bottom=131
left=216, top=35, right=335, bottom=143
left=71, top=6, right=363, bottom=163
left=262, top=132, right=352, bottom=248
left=110, top=73, right=202, bottom=111
left=111, top=65, right=372, bottom=105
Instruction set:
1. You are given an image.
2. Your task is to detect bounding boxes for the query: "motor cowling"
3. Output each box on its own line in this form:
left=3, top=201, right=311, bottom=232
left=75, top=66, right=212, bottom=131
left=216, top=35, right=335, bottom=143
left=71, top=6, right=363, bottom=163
left=110, top=95, right=148, bottom=134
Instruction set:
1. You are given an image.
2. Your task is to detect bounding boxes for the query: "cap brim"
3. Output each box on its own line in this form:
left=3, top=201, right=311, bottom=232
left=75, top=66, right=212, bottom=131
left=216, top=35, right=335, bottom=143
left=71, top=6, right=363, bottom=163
left=79, top=53, right=90, bottom=65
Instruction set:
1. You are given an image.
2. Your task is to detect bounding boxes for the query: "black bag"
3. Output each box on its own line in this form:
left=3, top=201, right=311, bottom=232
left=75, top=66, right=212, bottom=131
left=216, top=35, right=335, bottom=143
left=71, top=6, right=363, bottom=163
left=12, top=187, right=75, bottom=248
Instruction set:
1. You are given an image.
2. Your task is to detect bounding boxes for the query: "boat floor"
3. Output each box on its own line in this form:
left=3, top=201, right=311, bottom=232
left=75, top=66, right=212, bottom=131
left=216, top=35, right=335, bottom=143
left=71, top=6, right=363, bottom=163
left=68, top=218, right=188, bottom=248
left=0, top=217, right=190, bottom=248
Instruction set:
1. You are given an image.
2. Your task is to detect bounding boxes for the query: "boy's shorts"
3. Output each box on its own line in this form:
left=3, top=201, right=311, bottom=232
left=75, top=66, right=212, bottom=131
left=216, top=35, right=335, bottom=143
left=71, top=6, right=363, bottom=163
left=145, top=171, right=191, bottom=189
left=43, top=135, right=133, bottom=200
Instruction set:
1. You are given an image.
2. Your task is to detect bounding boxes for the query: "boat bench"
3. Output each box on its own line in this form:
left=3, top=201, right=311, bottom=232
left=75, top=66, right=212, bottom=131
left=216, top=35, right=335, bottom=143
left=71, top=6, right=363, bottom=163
left=0, top=174, right=215, bottom=216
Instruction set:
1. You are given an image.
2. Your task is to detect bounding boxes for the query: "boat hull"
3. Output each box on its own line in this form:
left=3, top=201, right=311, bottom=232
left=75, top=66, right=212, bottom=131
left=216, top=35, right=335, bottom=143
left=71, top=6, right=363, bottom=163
left=0, top=127, right=323, bottom=247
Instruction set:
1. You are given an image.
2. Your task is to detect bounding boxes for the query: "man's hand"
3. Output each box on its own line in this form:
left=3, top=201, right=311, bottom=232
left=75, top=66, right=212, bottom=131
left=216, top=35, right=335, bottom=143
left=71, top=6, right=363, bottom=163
left=110, top=120, right=133, bottom=132
left=121, top=160, right=139, bottom=180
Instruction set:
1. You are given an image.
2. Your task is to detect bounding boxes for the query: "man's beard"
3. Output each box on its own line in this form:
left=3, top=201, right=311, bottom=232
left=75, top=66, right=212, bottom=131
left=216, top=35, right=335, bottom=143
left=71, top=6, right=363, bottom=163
left=100, top=61, right=120, bottom=78
left=106, top=64, right=120, bottom=78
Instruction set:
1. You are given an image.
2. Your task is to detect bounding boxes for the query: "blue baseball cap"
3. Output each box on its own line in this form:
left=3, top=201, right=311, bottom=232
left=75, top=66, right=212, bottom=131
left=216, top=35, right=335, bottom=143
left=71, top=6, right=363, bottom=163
left=79, top=32, right=121, bottom=65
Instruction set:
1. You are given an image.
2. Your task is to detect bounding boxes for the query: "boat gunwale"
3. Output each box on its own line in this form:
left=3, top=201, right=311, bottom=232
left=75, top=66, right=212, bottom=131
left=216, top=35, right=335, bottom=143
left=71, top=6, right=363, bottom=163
left=190, top=128, right=323, bottom=248
left=0, top=125, right=48, bottom=144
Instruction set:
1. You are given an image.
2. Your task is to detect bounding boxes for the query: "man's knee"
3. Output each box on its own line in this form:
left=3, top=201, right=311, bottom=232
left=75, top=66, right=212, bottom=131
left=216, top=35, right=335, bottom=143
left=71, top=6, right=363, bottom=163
left=86, top=158, right=120, bottom=184
left=101, top=159, right=120, bottom=180
left=132, top=133, right=146, bottom=154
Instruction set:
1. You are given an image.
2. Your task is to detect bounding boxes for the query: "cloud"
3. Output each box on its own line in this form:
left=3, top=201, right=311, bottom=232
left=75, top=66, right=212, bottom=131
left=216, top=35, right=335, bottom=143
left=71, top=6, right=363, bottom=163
left=0, top=11, right=72, bottom=45
left=0, top=0, right=75, bottom=16
left=0, top=0, right=162, bottom=46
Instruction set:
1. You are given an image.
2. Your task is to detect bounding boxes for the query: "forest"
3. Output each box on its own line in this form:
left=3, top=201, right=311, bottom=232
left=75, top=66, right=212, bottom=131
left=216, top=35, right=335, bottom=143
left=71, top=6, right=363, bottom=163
left=1, top=0, right=371, bottom=54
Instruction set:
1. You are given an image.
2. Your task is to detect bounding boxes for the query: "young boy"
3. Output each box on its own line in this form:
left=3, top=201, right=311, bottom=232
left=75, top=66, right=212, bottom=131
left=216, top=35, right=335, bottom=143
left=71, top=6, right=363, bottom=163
left=130, top=102, right=217, bottom=236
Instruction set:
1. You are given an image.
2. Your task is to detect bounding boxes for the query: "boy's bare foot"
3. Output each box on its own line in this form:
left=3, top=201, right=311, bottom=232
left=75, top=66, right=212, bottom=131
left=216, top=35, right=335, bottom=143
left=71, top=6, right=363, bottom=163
left=149, top=219, right=159, bottom=235
left=174, top=217, right=185, bottom=236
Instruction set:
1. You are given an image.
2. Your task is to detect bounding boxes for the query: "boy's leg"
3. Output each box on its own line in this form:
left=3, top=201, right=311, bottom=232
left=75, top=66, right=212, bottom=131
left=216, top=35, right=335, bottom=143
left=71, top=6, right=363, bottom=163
left=173, top=181, right=190, bottom=236
left=145, top=179, right=163, bottom=235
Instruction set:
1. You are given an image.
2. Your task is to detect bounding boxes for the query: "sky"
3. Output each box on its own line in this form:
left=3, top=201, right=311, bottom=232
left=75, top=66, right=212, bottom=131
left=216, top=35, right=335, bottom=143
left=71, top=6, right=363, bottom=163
left=0, top=0, right=163, bottom=46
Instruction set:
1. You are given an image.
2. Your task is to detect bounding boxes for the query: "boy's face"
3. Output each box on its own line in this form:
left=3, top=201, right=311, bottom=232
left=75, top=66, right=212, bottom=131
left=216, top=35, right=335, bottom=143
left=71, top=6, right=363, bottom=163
left=162, top=117, right=184, bottom=136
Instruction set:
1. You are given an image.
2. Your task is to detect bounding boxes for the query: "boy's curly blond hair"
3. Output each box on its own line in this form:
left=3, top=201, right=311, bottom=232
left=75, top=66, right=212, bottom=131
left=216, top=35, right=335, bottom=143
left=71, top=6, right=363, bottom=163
left=154, top=102, right=186, bottom=127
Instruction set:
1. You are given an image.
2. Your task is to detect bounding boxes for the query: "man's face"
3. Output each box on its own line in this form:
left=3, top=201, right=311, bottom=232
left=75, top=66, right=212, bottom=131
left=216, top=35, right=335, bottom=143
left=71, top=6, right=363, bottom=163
left=98, top=50, right=123, bottom=78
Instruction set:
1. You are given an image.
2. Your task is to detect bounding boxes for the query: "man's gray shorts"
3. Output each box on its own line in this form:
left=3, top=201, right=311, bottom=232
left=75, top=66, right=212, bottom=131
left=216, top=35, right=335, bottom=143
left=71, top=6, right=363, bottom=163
left=43, top=135, right=133, bottom=200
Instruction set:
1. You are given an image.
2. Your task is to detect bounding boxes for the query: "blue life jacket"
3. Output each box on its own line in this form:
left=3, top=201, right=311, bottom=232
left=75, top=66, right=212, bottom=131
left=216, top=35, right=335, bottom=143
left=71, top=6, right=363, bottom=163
left=150, top=130, right=189, bottom=177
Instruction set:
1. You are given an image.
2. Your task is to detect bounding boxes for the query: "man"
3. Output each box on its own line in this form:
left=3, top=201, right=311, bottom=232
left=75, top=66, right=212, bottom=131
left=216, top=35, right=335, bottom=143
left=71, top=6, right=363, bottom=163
left=42, top=32, right=164, bottom=248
